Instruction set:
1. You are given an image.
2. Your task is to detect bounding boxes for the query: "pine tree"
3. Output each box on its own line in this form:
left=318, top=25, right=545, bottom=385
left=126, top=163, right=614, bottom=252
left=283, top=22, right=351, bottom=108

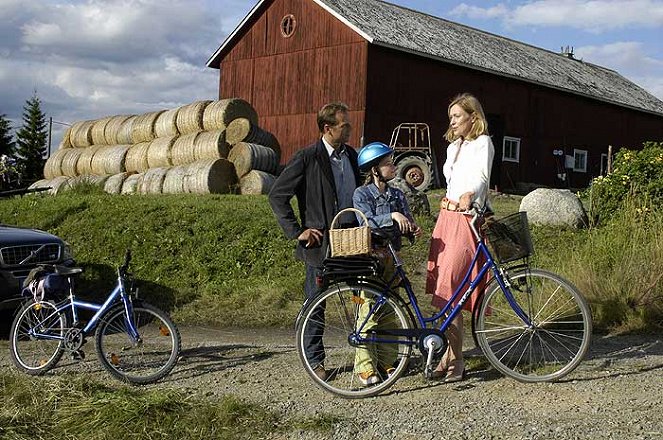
left=0, top=113, right=15, bottom=157
left=15, top=92, right=48, bottom=183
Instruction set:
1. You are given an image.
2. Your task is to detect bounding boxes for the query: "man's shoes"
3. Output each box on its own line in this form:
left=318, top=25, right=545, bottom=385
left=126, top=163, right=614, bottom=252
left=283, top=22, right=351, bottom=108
left=313, top=365, right=328, bottom=381
left=358, top=370, right=380, bottom=386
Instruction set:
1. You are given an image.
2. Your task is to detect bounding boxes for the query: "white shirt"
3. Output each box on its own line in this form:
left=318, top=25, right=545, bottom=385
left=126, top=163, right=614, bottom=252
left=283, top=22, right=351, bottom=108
left=443, top=134, right=495, bottom=208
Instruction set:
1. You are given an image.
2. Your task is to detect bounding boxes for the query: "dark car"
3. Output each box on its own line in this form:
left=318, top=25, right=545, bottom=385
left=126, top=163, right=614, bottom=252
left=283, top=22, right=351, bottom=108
left=0, top=225, right=75, bottom=310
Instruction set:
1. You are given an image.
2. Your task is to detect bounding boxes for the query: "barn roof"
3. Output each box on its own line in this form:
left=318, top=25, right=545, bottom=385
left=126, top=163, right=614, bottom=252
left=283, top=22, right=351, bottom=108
left=207, top=0, right=663, bottom=117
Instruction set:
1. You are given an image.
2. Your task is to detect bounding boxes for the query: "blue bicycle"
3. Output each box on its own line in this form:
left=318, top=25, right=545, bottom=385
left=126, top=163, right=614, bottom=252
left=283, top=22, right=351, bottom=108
left=9, top=250, right=181, bottom=384
left=295, top=205, right=592, bottom=398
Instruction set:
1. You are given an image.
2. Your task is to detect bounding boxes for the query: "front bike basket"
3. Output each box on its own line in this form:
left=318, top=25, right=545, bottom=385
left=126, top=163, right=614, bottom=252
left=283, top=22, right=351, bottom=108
left=483, top=211, right=534, bottom=264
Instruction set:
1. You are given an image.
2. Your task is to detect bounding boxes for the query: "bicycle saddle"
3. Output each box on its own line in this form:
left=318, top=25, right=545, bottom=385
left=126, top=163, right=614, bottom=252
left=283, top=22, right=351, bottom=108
left=54, top=266, right=83, bottom=276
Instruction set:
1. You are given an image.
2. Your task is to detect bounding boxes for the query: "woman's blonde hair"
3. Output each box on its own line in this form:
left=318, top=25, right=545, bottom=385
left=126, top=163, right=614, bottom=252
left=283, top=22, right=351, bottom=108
left=444, top=93, right=489, bottom=143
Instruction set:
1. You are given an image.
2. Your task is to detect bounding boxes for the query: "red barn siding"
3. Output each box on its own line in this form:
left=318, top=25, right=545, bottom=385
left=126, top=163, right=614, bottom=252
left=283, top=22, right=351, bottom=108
left=219, top=0, right=369, bottom=160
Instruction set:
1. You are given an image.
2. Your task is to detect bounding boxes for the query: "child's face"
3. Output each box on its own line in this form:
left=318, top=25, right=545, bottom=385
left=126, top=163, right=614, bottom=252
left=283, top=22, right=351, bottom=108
left=376, top=155, right=396, bottom=180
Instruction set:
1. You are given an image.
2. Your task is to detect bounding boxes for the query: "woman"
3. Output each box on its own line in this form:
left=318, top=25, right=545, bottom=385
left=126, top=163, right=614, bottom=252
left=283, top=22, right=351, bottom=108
left=426, top=93, right=494, bottom=382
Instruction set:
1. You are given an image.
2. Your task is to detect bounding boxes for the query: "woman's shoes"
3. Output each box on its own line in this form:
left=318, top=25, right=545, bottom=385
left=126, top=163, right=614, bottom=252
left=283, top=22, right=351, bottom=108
left=431, top=359, right=465, bottom=383
left=442, top=360, right=465, bottom=383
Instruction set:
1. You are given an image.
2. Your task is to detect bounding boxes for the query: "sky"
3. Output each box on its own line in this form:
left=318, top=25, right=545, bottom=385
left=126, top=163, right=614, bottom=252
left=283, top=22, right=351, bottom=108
left=1, top=0, right=662, bottom=152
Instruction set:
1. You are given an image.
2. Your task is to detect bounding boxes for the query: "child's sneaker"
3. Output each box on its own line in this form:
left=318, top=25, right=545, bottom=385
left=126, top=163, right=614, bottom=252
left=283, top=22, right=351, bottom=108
left=357, top=370, right=380, bottom=386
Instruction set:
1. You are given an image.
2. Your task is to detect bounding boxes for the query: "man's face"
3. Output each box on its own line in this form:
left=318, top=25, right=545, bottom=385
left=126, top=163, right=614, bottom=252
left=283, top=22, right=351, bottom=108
left=325, top=111, right=352, bottom=146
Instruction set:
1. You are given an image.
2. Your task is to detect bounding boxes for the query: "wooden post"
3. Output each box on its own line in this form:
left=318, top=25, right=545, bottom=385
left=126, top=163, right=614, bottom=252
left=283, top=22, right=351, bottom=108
left=607, top=145, right=613, bottom=174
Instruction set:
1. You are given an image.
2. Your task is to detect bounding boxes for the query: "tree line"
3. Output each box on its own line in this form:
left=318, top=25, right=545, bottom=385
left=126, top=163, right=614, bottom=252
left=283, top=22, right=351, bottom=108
left=1, top=92, right=49, bottom=191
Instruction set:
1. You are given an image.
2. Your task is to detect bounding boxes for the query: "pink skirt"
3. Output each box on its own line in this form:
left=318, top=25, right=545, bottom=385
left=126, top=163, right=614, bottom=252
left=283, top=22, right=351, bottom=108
left=426, top=209, right=487, bottom=311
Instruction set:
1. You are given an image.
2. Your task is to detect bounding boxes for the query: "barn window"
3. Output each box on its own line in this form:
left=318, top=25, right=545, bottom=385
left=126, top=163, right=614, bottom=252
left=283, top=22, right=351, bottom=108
left=280, top=14, right=297, bottom=38
left=573, top=149, right=588, bottom=172
left=502, top=136, right=520, bottom=163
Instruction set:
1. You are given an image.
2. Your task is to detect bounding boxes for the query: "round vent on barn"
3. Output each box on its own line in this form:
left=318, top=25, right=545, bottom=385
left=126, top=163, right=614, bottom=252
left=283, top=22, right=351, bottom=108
left=280, top=14, right=296, bottom=38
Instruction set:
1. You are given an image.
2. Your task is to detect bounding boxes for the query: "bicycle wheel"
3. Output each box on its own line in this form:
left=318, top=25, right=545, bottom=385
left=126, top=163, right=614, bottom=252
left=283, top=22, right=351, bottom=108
left=296, top=282, right=414, bottom=398
left=9, top=300, right=67, bottom=375
left=95, top=302, right=181, bottom=384
left=475, top=269, right=592, bottom=382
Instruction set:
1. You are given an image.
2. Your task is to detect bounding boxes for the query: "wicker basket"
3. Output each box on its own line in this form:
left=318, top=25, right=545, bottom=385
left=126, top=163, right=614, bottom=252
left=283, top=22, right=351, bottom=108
left=483, top=211, right=534, bottom=263
left=329, top=208, right=371, bottom=257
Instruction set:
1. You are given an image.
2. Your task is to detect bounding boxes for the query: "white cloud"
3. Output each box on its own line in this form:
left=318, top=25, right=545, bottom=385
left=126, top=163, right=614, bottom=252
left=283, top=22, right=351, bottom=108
left=450, top=0, right=663, bottom=31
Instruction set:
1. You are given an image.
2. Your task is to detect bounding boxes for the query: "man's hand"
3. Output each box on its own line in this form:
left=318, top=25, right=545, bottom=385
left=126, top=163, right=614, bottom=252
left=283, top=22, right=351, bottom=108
left=298, top=228, right=323, bottom=247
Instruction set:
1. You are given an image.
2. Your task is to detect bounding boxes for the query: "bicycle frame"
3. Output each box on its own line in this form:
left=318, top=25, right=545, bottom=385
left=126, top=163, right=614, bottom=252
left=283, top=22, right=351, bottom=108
left=353, top=212, right=532, bottom=346
left=26, top=270, right=140, bottom=343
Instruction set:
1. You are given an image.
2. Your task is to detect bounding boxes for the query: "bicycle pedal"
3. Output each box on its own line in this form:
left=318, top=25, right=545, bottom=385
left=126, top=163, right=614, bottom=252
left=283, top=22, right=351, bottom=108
left=70, top=350, right=86, bottom=361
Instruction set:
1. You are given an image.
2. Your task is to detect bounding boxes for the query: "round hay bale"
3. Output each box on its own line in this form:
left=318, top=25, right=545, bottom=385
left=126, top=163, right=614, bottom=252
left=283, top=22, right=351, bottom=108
left=154, top=108, right=179, bottom=138
left=227, top=142, right=278, bottom=177
left=91, top=117, right=113, bottom=145
left=239, top=170, right=276, bottom=195
left=66, top=174, right=109, bottom=191
left=171, top=132, right=200, bottom=166
left=225, top=117, right=251, bottom=146
left=162, top=165, right=188, bottom=194
left=46, top=176, right=70, bottom=195
left=104, top=115, right=131, bottom=144
left=58, top=127, right=73, bottom=149
left=124, top=142, right=151, bottom=173
left=202, top=98, right=258, bottom=131
left=146, top=136, right=176, bottom=168
left=69, top=120, right=94, bottom=147
left=121, top=173, right=144, bottom=195
left=104, top=172, right=133, bottom=194
left=43, top=148, right=69, bottom=179
left=76, top=146, right=102, bottom=175
left=90, top=145, right=131, bottom=175
left=116, top=115, right=137, bottom=145
left=139, top=167, right=168, bottom=194
left=176, top=100, right=211, bottom=135
left=131, top=110, right=165, bottom=143
left=183, top=159, right=238, bottom=194
left=60, top=148, right=84, bottom=177
left=194, top=129, right=230, bottom=160
left=28, top=179, right=50, bottom=191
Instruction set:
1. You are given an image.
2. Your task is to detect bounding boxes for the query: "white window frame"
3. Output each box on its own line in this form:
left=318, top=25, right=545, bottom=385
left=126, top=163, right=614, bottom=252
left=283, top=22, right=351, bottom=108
left=573, top=149, right=588, bottom=172
left=502, top=136, right=520, bottom=163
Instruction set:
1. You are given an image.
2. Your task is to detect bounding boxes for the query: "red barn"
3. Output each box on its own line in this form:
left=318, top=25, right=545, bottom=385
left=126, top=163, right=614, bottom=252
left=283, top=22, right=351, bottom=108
left=207, top=0, right=663, bottom=190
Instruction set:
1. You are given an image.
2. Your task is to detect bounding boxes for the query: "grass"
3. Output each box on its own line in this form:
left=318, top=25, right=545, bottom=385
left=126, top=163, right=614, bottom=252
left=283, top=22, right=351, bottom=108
left=0, top=187, right=660, bottom=332
left=0, top=372, right=337, bottom=440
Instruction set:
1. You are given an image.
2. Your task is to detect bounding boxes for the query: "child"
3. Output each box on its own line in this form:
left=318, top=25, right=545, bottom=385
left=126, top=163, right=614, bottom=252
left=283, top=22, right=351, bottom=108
left=352, top=142, right=422, bottom=386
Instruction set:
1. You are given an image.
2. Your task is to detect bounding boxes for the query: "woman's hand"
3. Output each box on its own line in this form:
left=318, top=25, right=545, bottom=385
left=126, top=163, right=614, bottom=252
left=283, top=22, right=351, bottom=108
left=391, top=212, right=413, bottom=233
left=459, top=192, right=474, bottom=211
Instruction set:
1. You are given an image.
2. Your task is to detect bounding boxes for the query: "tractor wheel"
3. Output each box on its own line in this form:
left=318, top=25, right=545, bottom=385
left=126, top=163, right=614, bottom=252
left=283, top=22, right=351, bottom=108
left=395, top=156, right=433, bottom=191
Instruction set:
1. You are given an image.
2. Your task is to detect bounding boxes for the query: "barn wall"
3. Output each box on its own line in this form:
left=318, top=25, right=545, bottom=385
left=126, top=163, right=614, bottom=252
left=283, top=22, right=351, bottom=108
left=364, top=45, right=663, bottom=189
left=218, top=0, right=369, bottom=161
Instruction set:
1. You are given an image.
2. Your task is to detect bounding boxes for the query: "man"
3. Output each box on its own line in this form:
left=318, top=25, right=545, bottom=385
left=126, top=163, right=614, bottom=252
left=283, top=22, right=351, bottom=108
left=269, top=102, right=361, bottom=380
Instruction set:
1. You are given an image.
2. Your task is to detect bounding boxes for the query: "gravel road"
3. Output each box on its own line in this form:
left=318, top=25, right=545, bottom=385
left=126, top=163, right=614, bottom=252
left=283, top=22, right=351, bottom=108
left=1, top=325, right=662, bottom=439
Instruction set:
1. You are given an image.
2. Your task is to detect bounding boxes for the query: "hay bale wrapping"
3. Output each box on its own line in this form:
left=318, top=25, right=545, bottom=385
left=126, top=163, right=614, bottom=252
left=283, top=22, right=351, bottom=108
left=162, top=165, right=188, bottom=194
left=69, top=120, right=94, bottom=147
left=183, top=159, right=238, bottom=194
left=116, top=115, right=137, bottom=145
left=104, top=172, right=133, bottom=194
left=121, top=173, right=144, bottom=195
left=60, top=149, right=83, bottom=177
left=43, top=148, right=69, bottom=179
left=104, top=115, right=132, bottom=145
left=91, top=117, right=113, bottom=145
left=76, top=146, right=102, bottom=175
left=176, top=100, right=211, bottom=135
left=140, top=167, right=168, bottom=194
left=228, top=142, right=279, bottom=177
left=90, top=145, right=131, bottom=175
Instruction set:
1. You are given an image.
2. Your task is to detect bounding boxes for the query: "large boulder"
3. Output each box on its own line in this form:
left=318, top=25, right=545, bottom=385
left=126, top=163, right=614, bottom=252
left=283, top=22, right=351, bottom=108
left=388, top=177, right=431, bottom=216
left=520, top=188, right=587, bottom=228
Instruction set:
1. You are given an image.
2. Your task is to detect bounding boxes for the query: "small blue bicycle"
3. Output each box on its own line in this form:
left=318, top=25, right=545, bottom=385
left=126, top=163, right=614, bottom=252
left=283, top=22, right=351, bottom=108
left=295, top=205, right=592, bottom=398
left=9, top=250, right=181, bottom=384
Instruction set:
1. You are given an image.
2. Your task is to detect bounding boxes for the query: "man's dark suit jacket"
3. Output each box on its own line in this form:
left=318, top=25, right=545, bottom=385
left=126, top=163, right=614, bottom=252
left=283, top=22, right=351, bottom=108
left=269, top=139, right=361, bottom=267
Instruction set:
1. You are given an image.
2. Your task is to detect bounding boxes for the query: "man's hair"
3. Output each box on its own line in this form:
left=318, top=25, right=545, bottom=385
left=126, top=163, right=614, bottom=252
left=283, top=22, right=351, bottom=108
left=317, top=102, right=349, bottom=132
left=444, top=93, right=489, bottom=142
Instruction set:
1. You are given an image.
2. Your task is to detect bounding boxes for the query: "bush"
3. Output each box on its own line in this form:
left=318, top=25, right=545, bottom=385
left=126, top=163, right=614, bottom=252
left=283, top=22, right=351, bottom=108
left=588, top=141, right=663, bottom=224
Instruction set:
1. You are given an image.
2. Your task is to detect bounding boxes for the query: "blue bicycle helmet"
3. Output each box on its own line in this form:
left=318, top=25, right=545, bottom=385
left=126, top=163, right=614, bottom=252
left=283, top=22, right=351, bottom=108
left=357, top=142, right=393, bottom=171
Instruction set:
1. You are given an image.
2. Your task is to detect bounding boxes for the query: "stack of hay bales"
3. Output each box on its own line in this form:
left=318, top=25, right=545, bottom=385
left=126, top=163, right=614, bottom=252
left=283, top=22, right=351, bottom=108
left=33, top=98, right=281, bottom=196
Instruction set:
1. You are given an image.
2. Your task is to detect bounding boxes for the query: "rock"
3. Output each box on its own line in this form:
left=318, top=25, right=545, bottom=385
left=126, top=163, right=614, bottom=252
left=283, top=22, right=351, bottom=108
left=388, top=177, right=431, bottom=216
left=520, top=188, right=587, bottom=228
